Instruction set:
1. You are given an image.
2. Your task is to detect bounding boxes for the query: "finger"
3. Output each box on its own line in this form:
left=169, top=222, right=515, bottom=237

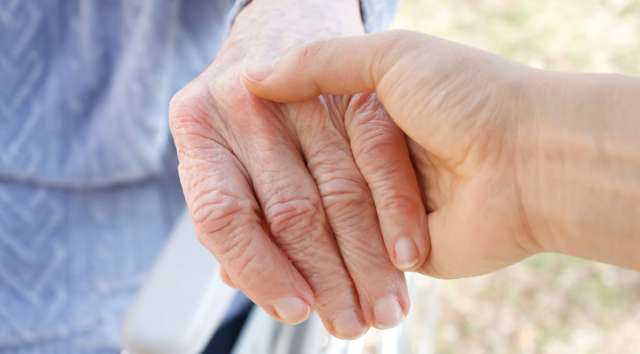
left=293, top=98, right=410, bottom=330
left=170, top=90, right=313, bottom=325
left=345, top=94, right=430, bottom=271
left=242, top=30, right=417, bottom=102
left=226, top=94, right=368, bottom=339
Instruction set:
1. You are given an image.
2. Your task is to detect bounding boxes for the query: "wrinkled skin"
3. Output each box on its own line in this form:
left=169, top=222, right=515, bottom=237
left=169, top=1, right=429, bottom=339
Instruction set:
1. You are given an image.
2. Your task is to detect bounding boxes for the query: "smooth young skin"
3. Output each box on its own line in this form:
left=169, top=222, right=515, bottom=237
left=169, top=2, right=429, bottom=338
left=244, top=30, right=640, bottom=276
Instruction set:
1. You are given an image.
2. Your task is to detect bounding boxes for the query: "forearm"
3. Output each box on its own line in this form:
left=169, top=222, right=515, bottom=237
left=520, top=70, right=640, bottom=269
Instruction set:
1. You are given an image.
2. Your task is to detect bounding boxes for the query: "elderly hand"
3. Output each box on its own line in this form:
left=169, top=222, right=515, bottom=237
left=169, top=3, right=430, bottom=338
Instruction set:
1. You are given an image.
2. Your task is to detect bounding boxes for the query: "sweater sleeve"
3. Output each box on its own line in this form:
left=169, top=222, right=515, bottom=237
left=360, top=0, right=400, bottom=32
left=227, top=0, right=400, bottom=32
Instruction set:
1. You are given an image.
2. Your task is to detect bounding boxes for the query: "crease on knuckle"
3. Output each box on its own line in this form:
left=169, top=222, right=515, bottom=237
left=210, top=223, right=277, bottom=292
left=340, top=236, right=392, bottom=273
left=346, top=93, right=380, bottom=124
left=353, top=128, right=399, bottom=165
left=214, top=225, right=254, bottom=264
left=191, top=188, right=256, bottom=240
left=347, top=105, right=403, bottom=164
left=305, top=141, right=351, bottom=173
left=379, top=192, right=422, bottom=219
left=198, top=212, right=273, bottom=293
left=319, top=175, right=372, bottom=214
left=265, top=197, right=322, bottom=238
left=176, top=138, right=231, bottom=169
left=313, top=279, right=357, bottom=309
left=230, top=247, right=267, bottom=289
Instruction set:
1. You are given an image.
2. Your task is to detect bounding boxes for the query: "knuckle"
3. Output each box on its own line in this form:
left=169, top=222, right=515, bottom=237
left=198, top=214, right=268, bottom=291
left=169, top=92, right=228, bottom=162
left=168, top=87, right=188, bottom=119
left=314, top=279, right=357, bottom=309
left=354, top=127, right=398, bottom=164
left=346, top=93, right=381, bottom=124
left=230, top=247, right=266, bottom=288
left=220, top=236, right=275, bottom=294
left=319, top=175, right=372, bottom=214
left=169, top=87, right=188, bottom=116
left=346, top=98, right=404, bottom=164
left=348, top=105, right=389, bottom=133
left=190, top=187, right=257, bottom=242
left=379, top=193, right=422, bottom=218
left=169, top=84, right=201, bottom=125
left=265, top=197, right=322, bottom=238
left=168, top=84, right=214, bottom=147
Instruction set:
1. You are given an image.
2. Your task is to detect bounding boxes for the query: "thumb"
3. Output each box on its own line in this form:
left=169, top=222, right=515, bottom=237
left=242, top=30, right=417, bottom=103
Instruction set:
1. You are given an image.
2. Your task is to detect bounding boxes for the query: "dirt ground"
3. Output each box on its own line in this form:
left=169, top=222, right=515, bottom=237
left=392, top=1, right=640, bottom=353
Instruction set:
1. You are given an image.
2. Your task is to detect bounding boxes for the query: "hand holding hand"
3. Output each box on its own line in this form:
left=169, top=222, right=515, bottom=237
left=245, top=29, right=640, bottom=275
left=170, top=5, right=430, bottom=338
left=244, top=30, right=546, bottom=278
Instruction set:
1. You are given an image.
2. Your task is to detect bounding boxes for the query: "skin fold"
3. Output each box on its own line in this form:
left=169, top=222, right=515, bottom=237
left=244, top=30, right=640, bottom=278
left=169, top=1, right=431, bottom=339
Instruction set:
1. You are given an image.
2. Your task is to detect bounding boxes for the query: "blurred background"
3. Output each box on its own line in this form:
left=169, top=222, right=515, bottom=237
left=391, top=1, right=640, bottom=354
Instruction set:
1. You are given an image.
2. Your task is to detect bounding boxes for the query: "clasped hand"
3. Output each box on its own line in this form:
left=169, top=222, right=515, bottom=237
left=169, top=3, right=429, bottom=337
left=171, top=27, right=544, bottom=338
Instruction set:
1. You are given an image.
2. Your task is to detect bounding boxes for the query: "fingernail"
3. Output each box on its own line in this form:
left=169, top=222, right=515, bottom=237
left=373, top=295, right=405, bottom=329
left=395, top=238, right=419, bottom=270
left=244, top=61, right=274, bottom=82
left=273, top=297, right=311, bottom=325
left=332, top=310, right=367, bottom=339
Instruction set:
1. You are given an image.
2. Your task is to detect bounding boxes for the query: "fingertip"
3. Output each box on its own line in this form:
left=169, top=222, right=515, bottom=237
left=372, top=295, right=406, bottom=329
left=394, top=237, right=420, bottom=271
left=329, top=310, right=369, bottom=339
left=272, top=296, right=312, bottom=325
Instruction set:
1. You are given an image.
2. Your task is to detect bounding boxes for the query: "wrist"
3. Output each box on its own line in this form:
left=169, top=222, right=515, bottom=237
left=228, top=0, right=363, bottom=59
left=513, top=69, right=556, bottom=254
left=516, top=69, right=640, bottom=268
left=515, top=69, right=591, bottom=255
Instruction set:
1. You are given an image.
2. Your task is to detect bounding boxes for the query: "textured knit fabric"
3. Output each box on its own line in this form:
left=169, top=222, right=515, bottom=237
left=0, top=1, right=398, bottom=353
